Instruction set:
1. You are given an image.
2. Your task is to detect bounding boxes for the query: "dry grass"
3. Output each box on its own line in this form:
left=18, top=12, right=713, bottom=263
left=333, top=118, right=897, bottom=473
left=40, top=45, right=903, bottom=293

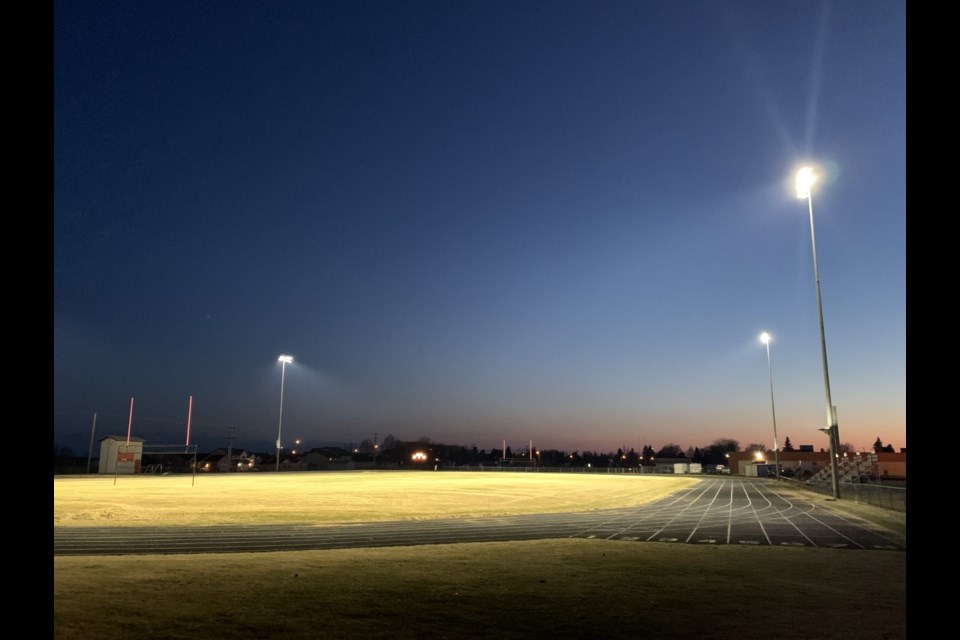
left=54, top=539, right=906, bottom=640
left=54, top=471, right=697, bottom=527
left=54, top=472, right=906, bottom=639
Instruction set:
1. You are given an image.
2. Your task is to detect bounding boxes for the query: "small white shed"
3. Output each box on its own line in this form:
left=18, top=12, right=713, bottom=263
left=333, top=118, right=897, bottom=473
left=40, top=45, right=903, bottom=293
left=97, top=436, right=144, bottom=474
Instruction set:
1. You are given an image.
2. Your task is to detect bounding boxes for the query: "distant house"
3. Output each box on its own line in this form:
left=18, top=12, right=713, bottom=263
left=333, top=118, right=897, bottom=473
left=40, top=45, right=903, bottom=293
left=257, top=454, right=308, bottom=471
left=300, top=447, right=355, bottom=471
left=197, top=448, right=259, bottom=472
left=97, top=436, right=144, bottom=474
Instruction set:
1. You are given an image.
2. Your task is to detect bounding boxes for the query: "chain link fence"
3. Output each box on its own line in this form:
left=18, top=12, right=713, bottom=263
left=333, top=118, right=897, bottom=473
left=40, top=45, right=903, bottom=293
left=805, top=479, right=906, bottom=512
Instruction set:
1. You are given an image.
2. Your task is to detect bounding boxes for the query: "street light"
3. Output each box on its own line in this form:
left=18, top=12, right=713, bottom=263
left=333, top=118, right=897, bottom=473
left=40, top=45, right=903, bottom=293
left=275, top=354, right=293, bottom=472
left=796, top=166, right=841, bottom=500
left=759, top=332, right=781, bottom=480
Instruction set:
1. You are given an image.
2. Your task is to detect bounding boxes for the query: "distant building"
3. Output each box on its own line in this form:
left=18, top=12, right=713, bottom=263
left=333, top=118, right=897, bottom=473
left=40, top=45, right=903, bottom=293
left=98, top=436, right=144, bottom=474
left=727, top=449, right=906, bottom=481
left=650, top=458, right=688, bottom=474
left=300, top=447, right=354, bottom=471
left=197, top=448, right=258, bottom=472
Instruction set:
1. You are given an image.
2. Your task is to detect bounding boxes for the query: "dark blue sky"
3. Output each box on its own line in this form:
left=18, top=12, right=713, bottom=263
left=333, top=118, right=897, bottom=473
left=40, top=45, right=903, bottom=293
left=54, top=1, right=905, bottom=455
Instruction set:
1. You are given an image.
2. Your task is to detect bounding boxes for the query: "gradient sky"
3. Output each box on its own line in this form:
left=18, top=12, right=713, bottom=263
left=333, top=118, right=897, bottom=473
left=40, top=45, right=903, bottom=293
left=54, top=0, right=905, bottom=456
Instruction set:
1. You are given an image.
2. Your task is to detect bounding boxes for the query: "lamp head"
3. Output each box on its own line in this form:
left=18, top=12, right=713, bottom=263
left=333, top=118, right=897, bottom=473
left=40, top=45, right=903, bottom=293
left=278, top=354, right=293, bottom=364
left=795, top=166, right=816, bottom=199
left=759, top=331, right=771, bottom=345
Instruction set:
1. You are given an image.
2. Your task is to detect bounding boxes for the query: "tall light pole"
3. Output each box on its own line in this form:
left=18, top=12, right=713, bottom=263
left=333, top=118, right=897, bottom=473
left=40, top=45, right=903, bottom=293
left=796, top=166, right=841, bottom=500
left=275, top=354, right=293, bottom=472
left=759, top=332, right=781, bottom=480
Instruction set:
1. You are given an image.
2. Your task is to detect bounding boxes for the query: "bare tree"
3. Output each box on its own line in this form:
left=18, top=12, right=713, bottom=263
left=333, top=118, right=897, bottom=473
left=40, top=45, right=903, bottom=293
left=656, top=443, right=686, bottom=458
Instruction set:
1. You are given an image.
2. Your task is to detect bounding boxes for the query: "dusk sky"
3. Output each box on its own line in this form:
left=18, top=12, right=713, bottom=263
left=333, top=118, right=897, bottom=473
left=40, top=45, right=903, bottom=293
left=54, top=1, right=905, bottom=456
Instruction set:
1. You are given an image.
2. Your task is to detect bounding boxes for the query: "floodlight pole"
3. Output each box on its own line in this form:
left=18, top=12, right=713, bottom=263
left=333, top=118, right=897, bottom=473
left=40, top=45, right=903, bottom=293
left=759, top=334, right=781, bottom=480
left=275, top=355, right=293, bottom=472
left=798, top=168, right=841, bottom=500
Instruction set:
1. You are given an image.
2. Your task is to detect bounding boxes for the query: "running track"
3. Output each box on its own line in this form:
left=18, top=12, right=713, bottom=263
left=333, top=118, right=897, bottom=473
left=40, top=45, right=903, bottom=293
left=53, top=477, right=905, bottom=556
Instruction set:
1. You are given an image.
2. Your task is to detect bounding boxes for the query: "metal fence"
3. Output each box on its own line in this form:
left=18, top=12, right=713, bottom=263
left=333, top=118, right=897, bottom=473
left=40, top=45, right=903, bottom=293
left=805, top=479, right=906, bottom=512
left=442, top=465, right=645, bottom=474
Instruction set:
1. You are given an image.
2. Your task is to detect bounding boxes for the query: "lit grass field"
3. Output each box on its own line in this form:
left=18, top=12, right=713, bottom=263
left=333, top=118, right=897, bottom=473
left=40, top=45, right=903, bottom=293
left=53, top=470, right=697, bottom=527
left=54, top=472, right=906, bottom=640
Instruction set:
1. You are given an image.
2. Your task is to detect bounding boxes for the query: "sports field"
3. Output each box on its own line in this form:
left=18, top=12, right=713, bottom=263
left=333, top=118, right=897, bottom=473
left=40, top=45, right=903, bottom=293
left=54, top=471, right=906, bottom=640
left=54, top=470, right=697, bottom=527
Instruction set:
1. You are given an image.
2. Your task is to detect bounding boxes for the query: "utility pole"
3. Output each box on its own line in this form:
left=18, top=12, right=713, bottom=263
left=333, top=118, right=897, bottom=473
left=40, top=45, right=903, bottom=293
left=86, top=412, right=97, bottom=474
left=226, top=427, right=237, bottom=472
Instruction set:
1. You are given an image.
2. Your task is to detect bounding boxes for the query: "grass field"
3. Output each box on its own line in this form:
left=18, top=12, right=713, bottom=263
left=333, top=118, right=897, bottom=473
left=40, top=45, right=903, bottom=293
left=53, top=470, right=698, bottom=527
left=54, top=471, right=906, bottom=640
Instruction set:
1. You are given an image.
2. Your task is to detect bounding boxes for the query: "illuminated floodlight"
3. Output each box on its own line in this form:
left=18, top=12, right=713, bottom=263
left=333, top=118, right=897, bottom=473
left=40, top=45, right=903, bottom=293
left=793, top=164, right=840, bottom=499
left=275, top=354, right=294, bottom=472
left=412, top=451, right=428, bottom=461
left=795, top=166, right=816, bottom=199
left=759, top=330, right=780, bottom=480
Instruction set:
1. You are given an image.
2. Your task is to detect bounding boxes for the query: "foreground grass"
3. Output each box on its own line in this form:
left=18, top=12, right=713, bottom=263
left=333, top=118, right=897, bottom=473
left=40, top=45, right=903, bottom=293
left=54, top=471, right=697, bottom=527
left=54, top=538, right=906, bottom=640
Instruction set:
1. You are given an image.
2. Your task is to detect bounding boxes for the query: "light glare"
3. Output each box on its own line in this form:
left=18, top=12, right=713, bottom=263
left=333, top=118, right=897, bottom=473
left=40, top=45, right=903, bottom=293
left=278, top=354, right=293, bottom=364
left=795, top=167, right=816, bottom=198
left=759, top=331, right=771, bottom=345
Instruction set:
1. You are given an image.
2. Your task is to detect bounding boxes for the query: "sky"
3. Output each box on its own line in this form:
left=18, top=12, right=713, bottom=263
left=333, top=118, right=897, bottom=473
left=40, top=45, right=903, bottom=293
left=54, top=0, right=906, bottom=457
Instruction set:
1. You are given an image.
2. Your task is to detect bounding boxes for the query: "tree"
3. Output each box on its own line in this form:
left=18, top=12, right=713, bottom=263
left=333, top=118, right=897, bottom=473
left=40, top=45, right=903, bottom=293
left=656, top=443, right=685, bottom=459
left=839, top=442, right=855, bottom=454
left=782, top=437, right=794, bottom=452
left=713, top=438, right=739, bottom=451
left=382, top=434, right=398, bottom=451
left=747, top=443, right=767, bottom=453
left=703, top=438, right=739, bottom=465
left=641, top=445, right=656, bottom=464
left=873, top=437, right=884, bottom=453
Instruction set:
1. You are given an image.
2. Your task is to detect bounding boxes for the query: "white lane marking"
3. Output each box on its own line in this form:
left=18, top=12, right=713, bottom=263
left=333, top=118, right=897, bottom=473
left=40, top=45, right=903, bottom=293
left=727, top=480, right=735, bottom=544
left=739, top=540, right=760, bottom=545
left=643, top=481, right=731, bottom=543
left=684, top=482, right=729, bottom=543
left=754, top=483, right=819, bottom=547
left=740, top=480, right=773, bottom=546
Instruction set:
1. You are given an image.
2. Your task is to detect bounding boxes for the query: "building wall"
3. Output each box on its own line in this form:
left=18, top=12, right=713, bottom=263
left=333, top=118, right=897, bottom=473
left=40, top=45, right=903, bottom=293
left=730, top=449, right=906, bottom=479
left=877, top=452, right=907, bottom=479
left=97, top=438, right=143, bottom=474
